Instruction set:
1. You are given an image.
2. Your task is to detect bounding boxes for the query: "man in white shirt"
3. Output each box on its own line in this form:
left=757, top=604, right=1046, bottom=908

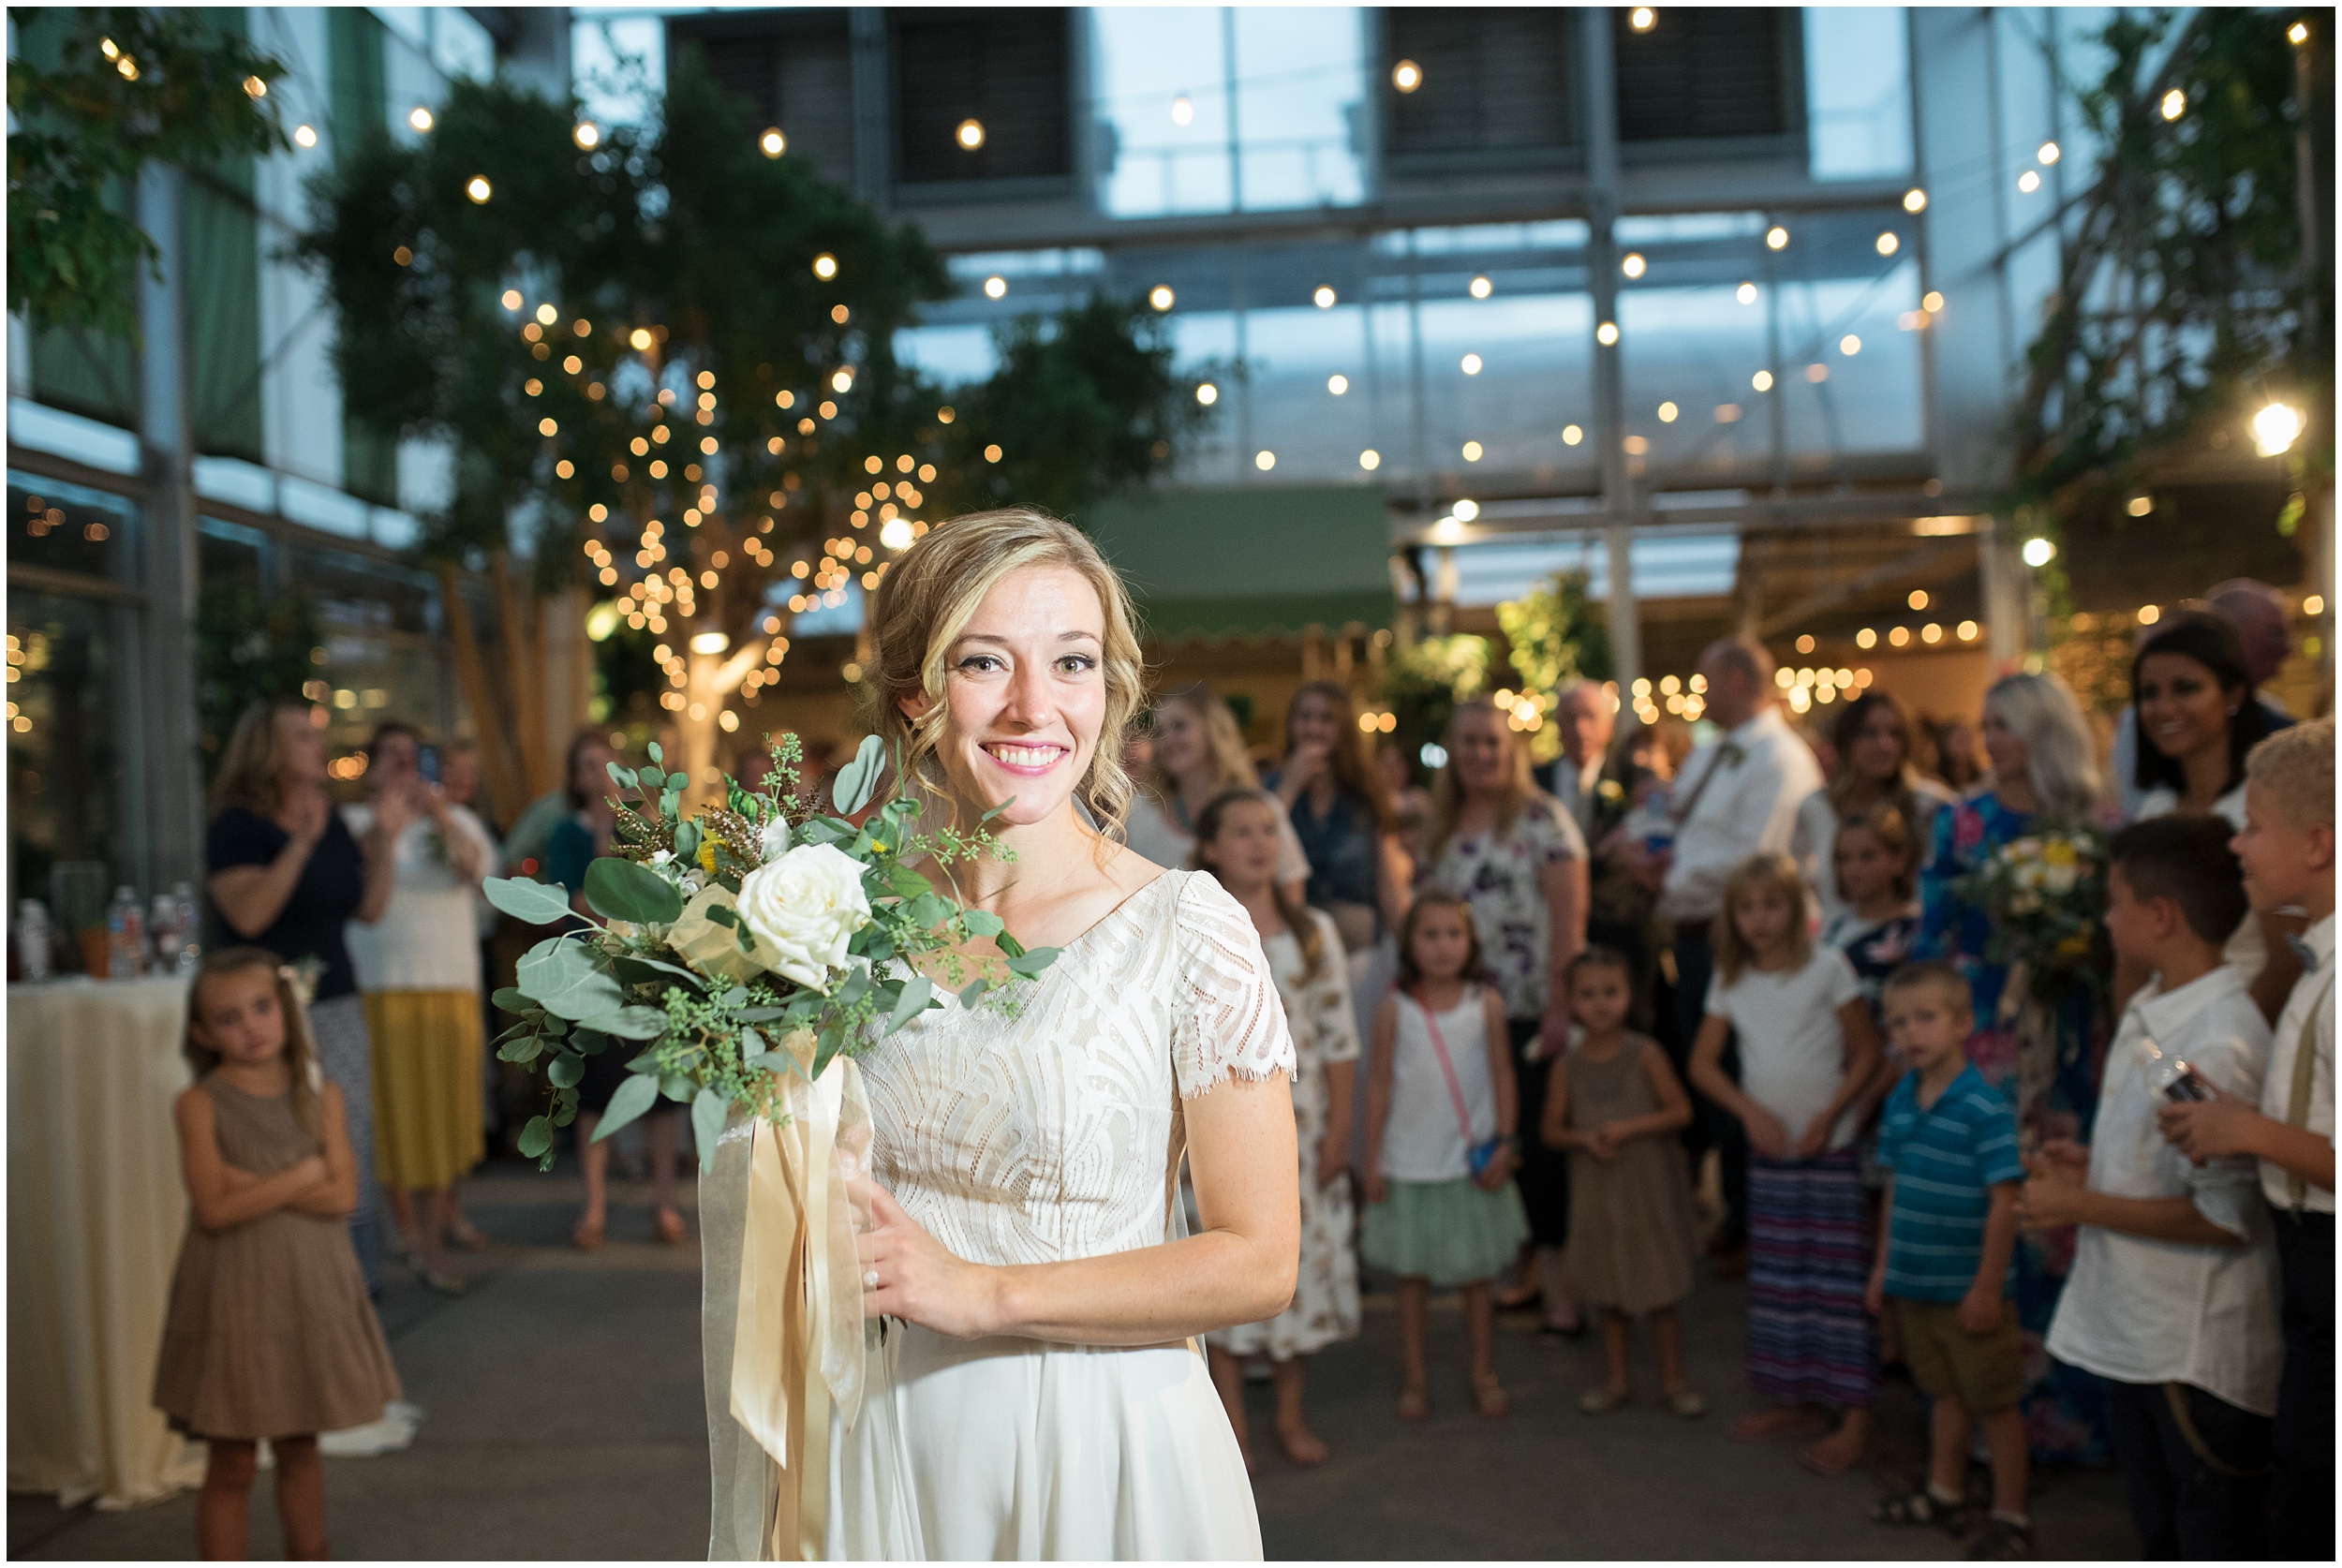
left=1626, top=636, right=1822, bottom=1261
left=1538, top=679, right=1613, bottom=840
left=2028, top=817, right=2277, bottom=1558
left=2158, top=717, right=2334, bottom=1560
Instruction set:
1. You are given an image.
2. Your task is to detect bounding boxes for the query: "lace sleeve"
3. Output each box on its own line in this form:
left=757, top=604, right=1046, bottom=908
left=1170, top=872, right=1297, bottom=1099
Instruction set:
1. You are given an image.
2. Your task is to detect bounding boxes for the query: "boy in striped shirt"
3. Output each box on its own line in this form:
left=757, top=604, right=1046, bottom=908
left=1864, top=961, right=2029, bottom=1558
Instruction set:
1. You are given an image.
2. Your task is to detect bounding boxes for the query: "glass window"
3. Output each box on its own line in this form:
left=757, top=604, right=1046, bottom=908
left=1091, top=7, right=1368, bottom=218
left=7, top=474, right=139, bottom=586
left=1805, top=7, right=1912, bottom=180
left=7, top=591, right=141, bottom=907
left=286, top=543, right=452, bottom=759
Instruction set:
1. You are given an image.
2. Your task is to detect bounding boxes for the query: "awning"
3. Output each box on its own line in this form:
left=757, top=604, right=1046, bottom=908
left=1084, top=483, right=1394, bottom=642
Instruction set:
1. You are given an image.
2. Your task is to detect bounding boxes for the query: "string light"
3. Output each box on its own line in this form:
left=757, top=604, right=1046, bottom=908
left=1596, top=321, right=1619, bottom=346
left=1149, top=285, right=1176, bottom=311
left=1195, top=381, right=1218, bottom=406
left=1563, top=424, right=1584, bottom=445
left=1327, top=375, right=1349, bottom=395
left=293, top=124, right=318, bottom=148
left=408, top=106, right=434, bottom=132
left=1875, top=232, right=1899, bottom=255
left=1752, top=369, right=1774, bottom=392
left=1470, top=275, right=1492, bottom=298
left=2018, top=170, right=2040, bottom=193
left=1630, top=7, right=1656, bottom=31
left=1172, top=94, right=1193, bottom=126
left=1359, top=450, right=1381, bottom=470
left=2021, top=537, right=2056, bottom=568
left=956, top=118, right=986, bottom=150
left=1313, top=286, right=1337, bottom=308
left=467, top=175, right=492, bottom=203
left=812, top=253, right=837, bottom=280
left=1460, top=441, right=1483, bottom=462
left=1460, top=353, right=1483, bottom=375
left=2038, top=141, right=2060, bottom=165
left=1737, top=282, right=1757, bottom=304
left=2161, top=88, right=2186, bottom=120
left=1622, top=252, right=1646, bottom=278
left=760, top=127, right=786, bottom=157
left=984, top=275, right=1007, bottom=300
left=1255, top=450, right=1277, bottom=470
left=1903, top=188, right=1927, bottom=213
left=575, top=121, right=600, bottom=149
left=1391, top=59, right=1422, bottom=92
left=1766, top=225, right=1788, bottom=250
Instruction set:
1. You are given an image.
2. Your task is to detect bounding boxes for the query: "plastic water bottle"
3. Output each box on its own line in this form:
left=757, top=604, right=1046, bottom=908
left=105, top=885, right=147, bottom=980
left=170, top=881, right=201, bottom=971
left=151, top=894, right=182, bottom=973
left=16, top=899, right=52, bottom=982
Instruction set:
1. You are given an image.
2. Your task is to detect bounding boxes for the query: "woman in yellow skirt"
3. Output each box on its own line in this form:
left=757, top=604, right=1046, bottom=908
left=344, top=723, right=498, bottom=1294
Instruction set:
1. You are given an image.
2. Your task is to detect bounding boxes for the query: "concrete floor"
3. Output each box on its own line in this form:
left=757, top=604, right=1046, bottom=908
left=10, top=1160, right=2136, bottom=1561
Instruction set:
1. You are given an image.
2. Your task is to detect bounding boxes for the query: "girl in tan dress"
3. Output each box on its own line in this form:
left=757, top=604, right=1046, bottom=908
left=154, top=948, right=402, bottom=1560
left=1540, top=947, right=1704, bottom=1418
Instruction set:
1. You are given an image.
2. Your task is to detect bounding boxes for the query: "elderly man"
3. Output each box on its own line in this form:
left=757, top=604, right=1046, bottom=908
left=1627, top=635, right=1822, bottom=1269
left=1540, top=679, right=1616, bottom=839
left=2112, top=578, right=2295, bottom=819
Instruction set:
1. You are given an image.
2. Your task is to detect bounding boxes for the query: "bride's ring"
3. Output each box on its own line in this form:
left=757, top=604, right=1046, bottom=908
left=863, top=1269, right=881, bottom=1289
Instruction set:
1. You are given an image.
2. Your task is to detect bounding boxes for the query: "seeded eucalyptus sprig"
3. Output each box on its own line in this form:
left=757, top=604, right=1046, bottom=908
left=483, top=732, right=1058, bottom=1171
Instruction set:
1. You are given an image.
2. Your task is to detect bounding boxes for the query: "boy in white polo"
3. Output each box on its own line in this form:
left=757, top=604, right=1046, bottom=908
left=2023, top=815, right=2277, bottom=1559
left=2159, top=717, right=2334, bottom=1559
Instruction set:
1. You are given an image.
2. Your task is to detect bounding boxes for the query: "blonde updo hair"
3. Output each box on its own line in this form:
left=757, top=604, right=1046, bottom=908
left=860, top=507, right=1147, bottom=839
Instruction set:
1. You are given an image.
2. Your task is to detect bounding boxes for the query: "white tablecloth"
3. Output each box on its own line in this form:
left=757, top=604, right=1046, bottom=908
left=7, top=977, right=207, bottom=1508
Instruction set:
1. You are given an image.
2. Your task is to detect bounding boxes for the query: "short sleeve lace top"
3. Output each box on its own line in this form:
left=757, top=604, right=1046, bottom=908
left=852, top=869, right=1296, bottom=1270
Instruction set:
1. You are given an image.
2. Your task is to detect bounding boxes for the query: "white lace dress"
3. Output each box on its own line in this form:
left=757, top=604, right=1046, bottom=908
left=823, top=870, right=1296, bottom=1561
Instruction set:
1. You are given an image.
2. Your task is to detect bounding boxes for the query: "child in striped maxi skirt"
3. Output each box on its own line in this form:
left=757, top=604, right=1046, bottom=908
left=1686, top=853, right=1889, bottom=1474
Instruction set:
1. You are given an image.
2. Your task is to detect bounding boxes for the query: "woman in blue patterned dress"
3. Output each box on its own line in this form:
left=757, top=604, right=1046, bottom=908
left=1915, top=671, right=2113, bottom=1464
left=1426, top=699, right=1589, bottom=1335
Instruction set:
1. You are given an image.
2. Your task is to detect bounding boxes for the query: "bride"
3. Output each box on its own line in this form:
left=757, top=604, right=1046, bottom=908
left=823, top=508, right=1299, bottom=1559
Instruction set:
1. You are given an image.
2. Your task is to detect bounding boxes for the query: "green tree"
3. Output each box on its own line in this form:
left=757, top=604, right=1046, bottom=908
left=2012, top=10, right=2327, bottom=542
left=7, top=7, right=288, bottom=336
left=304, top=60, right=1214, bottom=811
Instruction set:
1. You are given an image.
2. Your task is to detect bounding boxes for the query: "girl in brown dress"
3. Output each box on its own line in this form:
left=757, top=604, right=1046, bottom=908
left=153, top=949, right=402, bottom=1560
left=1541, top=947, right=1705, bottom=1418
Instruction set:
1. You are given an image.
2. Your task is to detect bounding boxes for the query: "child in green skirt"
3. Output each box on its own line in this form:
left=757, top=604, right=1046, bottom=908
left=1361, top=893, right=1533, bottom=1421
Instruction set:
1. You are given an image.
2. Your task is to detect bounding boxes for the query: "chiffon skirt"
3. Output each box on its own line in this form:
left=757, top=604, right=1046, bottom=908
left=824, top=1324, right=1262, bottom=1561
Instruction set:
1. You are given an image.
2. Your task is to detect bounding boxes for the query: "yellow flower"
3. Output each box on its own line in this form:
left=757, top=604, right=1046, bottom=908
left=2043, top=839, right=2077, bottom=867
left=698, top=836, right=719, bottom=874
left=868, top=840, right=887, bottom=854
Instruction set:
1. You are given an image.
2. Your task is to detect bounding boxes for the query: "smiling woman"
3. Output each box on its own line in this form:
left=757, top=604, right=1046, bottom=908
left=764, top=508, right=1300, bottom=1561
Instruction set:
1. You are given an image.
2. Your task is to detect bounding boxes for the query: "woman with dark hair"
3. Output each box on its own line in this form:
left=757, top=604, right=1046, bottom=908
left=204, top=700, right=409, bottom=1294
left=1790, top=691, right=1958, bottom=928
left=2125, top=607, right=2300, bottom=1019
left=344, top=721, right=496, bottom=1293
left=1268, top=680, right=1412, bottom=953
left=542, top=729, right=686, bottom=1250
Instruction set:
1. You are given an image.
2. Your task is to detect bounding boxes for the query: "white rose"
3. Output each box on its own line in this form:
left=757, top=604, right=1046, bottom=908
left=736, top=843, right=872, bottom=993
left=759, top=815, right=791, bottom=864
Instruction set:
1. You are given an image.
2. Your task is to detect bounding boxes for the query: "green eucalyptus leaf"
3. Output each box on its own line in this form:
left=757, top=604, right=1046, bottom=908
left=660, top=1072, right=697, bottom=1102
left=585, top=856, right=685, bottom=925
left=646, top=741, right=664, bottom=765
left=691, top=1087, right=726, bottom=1171
left=518, top=1116, right=555, bottom=1159
left=613, top=954, right=706, bottom=991
left=553, top=1100, right=579, bottom=1128
left=959, top=977, right=990, bottom=1007
left=592, top=1072, right=660, bottom=1140
left=674, top=821, right=703, bottom=864
left=959, top=908, right=1003, bottom=939
left=496, top=1034, right=544, bottom=1064
left=996, top=931, right=1026, bottom=960
left=889, top=864, right=936, bottom=899
left=832, top=733, right=884, bottom=816
left=517, top=942, right=625, bottom=1022
left=483, top=876, right=574, bottom=925
left=1005, top=946, right=1060, bottom=978
left=576, top=1005, right=666, bottom=1041
left=886, top=973, right=934, bottom=1036
left=571, top=1028, right=611, bottom=1056
left=491, top=985, right=533, bottom=1016
left=547, top=1052, right=586, bottom=1088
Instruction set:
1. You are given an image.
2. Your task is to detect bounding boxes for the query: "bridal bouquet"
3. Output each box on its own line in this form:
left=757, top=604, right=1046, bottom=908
left=482, top=732, right=1055, bottom=1166
left=1949, top=825, right=2108, bottom=1002
left=482, top=732, right=1053, bottom=1561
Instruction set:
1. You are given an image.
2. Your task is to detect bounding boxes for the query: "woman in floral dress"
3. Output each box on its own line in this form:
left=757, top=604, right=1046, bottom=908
left=1915, top=672, right=2113, bottom=1464
left=1426, top=699, right=1589, bottom=1335
left=1193, top=789, right=1362, bottom=1469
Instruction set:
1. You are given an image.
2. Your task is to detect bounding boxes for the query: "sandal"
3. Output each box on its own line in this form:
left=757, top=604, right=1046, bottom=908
left=1871, top=1489, right=1972, bottom=1531
left=1966, top=1516, right=2034, bottom=1560
left=1470, top=1372, right=1510, bottom=1420
left=417, top=1267, right=467, bottom=1296
left=1493, top=1283, right=1543, bottom=1312
left=1664, top=1385, right=1707, bottom=1419
left=1578, top=1385, right=1631, bottom=1415
left=1395, top=1385, right=1430, bottom=1423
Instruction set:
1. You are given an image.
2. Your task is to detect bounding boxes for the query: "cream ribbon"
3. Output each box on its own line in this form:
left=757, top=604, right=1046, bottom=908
left=707, top=1029, right=873, bottom=1561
